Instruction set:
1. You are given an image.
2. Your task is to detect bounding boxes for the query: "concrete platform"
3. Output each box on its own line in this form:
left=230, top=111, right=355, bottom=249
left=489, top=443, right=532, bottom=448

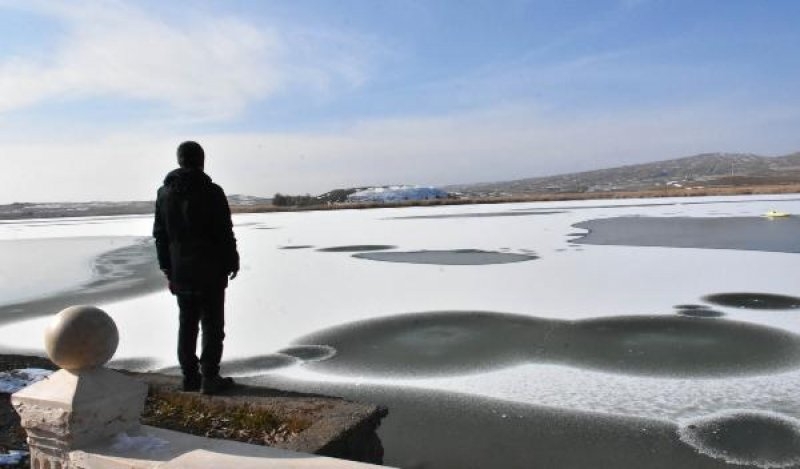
left=128, top=371, right=388, bottom=464
left=71, top=425, right=388, bottom=468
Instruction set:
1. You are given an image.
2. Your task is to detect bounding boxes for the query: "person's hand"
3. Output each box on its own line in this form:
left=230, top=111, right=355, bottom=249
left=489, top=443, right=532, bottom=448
left=229, top=270, right=238, bottom=280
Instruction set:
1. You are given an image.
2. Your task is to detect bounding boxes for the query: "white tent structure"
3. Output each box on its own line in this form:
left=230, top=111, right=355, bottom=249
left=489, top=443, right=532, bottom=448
left=347, top=185, right=449, bottom=203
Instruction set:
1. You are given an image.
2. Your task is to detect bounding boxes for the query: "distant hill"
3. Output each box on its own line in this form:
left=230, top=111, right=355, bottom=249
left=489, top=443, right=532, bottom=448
left=0, top=194, right=272, bottom=220
left=447, top=152, right=800, bottom=196
left=226, top=194, right=272, bottom=206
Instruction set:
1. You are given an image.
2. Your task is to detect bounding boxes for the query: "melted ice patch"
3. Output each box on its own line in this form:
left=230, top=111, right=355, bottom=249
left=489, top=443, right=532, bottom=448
left=703, top=293, right=800, bottom=310
left=678, top=410, right=800, bottom=468
left=296, top=311, right=800, bottom=378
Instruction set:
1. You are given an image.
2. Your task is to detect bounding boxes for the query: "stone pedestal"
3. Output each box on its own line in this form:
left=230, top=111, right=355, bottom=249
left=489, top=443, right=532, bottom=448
left=11, top=306, right=147, bottom=469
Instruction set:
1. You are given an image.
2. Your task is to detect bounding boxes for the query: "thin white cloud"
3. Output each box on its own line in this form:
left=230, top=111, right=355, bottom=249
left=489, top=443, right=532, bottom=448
left=0, top=0, right=372, bottom=120
left=2, top=101, right=797, bottom=203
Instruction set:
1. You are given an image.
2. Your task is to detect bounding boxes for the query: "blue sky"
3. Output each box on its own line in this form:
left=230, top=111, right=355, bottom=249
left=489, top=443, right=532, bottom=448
left=0, top=0, right=799, bottom=202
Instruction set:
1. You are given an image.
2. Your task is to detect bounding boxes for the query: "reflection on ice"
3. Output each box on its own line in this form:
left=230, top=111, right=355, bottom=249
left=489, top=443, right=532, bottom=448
left=297, top=311, right=800, bottom=378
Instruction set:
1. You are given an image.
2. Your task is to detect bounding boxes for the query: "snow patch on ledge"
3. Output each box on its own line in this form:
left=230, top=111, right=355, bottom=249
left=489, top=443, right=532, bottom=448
left=0, top=450, right=28, bottom=465
left=111, top=432, right=171, bottom=454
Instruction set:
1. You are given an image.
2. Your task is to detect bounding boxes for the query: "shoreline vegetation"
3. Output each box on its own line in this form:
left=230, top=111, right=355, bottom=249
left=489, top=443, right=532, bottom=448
left=1, top=183, right=798, bottom=221
left=238, top=183, right=800, bottom=214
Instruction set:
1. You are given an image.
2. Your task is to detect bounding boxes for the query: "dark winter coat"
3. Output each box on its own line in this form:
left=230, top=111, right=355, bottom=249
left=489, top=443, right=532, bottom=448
left=153, top=168, right=239, bottom=293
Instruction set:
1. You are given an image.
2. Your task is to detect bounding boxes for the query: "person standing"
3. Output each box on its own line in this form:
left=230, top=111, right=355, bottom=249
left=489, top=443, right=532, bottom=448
left=153, top=141, right=240, bottom=394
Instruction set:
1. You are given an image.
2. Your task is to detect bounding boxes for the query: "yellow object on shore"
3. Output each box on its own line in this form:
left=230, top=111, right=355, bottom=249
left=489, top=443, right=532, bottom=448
left=764, top=210, right=790, bottom=218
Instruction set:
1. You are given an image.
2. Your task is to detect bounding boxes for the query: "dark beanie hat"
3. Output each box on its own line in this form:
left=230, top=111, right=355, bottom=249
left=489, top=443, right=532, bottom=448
left=177, top=141, right=205, bottom=168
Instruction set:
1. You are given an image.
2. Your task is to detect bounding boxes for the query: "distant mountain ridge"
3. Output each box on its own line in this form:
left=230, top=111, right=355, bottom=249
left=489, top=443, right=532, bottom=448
left=4, top=152, right=800, bottom=220
left=447, top=152, right=800, bottom=195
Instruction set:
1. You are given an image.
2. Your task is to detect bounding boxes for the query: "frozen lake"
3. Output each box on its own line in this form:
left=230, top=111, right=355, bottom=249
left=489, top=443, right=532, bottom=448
left=2, top=195, right=800, bottom=468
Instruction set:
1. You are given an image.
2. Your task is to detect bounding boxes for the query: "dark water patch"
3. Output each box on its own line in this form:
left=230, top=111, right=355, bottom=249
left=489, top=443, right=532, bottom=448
left=704, top=293, right=800, bottom=310
left=107, top=357, right=158, bottom=372
left=675, top=305, right=726, bottom=318
left=279, top=245, right=314, bottom=250
left=220, top=354, right=299, bottom=375
left=572, top=216, right=800, bottom=253
left=246, top=374, right=741, bottom=469
left=564, top=316, right=791, bottom=376
left=298, top=312, right=552, bottom=377
left=678, top=411, right=800, bottom=468
left=278, top=345, right=337, bottom=362
left=353, top=249, right=538, bottom=265
left=0, top=238, right=163, bottom=327
left=317, top=245, right=397, bottom=252
left=388, top=211, right=564, bottom=220
left=160, top=354, right=301, bottom=377
left=296, top=311, right=800, bottom=378
left=85, top=240, right=160, bottom=292
left=677, top=309, right=725, bottom=318
left=155, top=364, right=181, bottom=376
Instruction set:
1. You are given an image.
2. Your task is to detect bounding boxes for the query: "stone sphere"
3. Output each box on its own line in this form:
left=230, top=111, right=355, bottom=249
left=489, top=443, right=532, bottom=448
left=45, top=305, right=119, bottom=371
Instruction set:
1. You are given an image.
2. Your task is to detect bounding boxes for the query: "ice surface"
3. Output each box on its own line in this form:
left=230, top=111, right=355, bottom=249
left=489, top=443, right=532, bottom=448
left=0, top=237, right=142, bottom=304
left=0, top=195, right=799, bottom=426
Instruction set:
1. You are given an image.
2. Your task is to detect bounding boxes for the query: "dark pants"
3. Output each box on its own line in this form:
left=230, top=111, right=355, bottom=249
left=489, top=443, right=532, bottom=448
left=177, top=289, right=226, bottom=378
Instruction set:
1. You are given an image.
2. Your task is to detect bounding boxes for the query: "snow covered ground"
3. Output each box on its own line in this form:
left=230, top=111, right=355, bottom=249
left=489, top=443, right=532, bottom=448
left=1, top=195, right=800, bottom=430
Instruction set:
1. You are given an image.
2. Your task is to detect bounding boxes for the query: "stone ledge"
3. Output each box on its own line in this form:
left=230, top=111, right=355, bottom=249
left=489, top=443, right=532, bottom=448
left=71, top=425, right=387, bottom=469
left=127, top=372, right=388, bottom=465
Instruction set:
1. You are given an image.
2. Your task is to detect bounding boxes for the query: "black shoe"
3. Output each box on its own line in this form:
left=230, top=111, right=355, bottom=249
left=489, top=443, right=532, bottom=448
left=182, top=374, right=201, bottom=392
left=201, top=375, right=235, bottom=395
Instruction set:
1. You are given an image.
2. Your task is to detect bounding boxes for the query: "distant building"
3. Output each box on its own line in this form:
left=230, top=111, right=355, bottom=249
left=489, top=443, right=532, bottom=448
left=347, top=185, right=449, bottom=203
